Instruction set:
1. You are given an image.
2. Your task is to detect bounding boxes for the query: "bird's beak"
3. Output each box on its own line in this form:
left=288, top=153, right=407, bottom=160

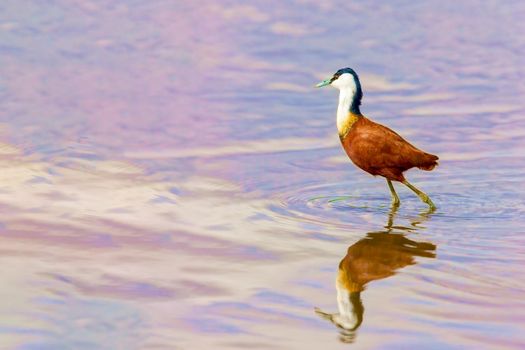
left=315, top=78, right=331, bottom=88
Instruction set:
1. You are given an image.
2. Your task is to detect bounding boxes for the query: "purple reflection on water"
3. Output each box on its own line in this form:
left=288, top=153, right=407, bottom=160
left=0, top=0, right=525, bottom=349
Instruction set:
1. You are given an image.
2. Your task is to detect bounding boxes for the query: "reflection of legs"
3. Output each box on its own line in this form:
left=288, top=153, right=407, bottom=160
left=386, top=201, right=399, bottom=230
left=402, top=180, right=436, bottom=210
left=387, top=180, right=400, bottom=206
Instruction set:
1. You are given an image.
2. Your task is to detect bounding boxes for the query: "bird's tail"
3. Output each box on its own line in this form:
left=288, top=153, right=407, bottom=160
left=417, top=153, right=439, bottom=171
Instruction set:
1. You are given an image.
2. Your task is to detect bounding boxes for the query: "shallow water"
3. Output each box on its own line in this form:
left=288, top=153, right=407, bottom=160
left=1, top=1, right=525, bottom=349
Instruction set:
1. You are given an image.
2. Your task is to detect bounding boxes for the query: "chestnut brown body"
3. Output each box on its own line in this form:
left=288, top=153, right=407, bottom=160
left=340, top=114, right=438, bottom=182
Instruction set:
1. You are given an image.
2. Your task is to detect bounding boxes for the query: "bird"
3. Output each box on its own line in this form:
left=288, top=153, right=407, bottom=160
left=316, top=67, right=439, bottom=209
left=314, top=206, right=436, bottom=342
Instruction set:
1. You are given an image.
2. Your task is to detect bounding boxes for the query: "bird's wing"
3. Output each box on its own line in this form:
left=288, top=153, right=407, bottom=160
left=351, top=120, right=432, bottom=171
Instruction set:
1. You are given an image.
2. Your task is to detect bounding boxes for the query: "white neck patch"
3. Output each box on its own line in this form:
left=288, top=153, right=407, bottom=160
left=332, top=74, right=357, bottom=133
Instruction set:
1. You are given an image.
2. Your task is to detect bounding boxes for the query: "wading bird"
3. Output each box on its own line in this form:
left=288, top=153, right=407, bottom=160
left=316, top=68, right=438, bottom=209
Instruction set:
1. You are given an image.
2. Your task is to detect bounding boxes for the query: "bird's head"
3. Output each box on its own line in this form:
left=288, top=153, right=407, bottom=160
left=316, top=67, right=363, bottom=115
left=315, top=67, right=361, bottom=91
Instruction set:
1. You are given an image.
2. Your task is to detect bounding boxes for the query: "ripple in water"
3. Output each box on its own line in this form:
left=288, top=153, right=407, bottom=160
left=271, top=174, right=525, bottom=233
left=271, top=180, right=434, bottom=231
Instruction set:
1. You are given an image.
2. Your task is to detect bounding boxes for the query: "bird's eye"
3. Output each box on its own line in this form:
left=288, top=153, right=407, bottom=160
left=331, top=73, right=340, bottom=82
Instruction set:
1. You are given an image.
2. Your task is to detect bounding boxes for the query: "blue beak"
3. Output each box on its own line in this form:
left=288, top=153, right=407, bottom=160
left=315, top=78, right=331, bottom=88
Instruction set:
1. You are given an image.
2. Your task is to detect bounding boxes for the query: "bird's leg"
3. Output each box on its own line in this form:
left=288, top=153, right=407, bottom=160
left=402, top=180, right=436, bottom=210
left=386, top=179, right=400, bottom=206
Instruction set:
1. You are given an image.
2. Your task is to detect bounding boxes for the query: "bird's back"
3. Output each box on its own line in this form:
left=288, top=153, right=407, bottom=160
left=341, top=116, right=438, bottom=182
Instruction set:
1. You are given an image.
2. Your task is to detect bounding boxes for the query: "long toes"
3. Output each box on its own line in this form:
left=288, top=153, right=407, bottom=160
left=424, top=197, right=436, bottom=210
left=417, top=194, right=436, bottom=209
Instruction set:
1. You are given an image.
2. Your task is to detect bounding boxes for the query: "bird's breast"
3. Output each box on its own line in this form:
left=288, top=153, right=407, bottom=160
left=337, top=113, right=361, bottom=139
left=340, top=125, right=360, bottom=159
left=339, top=121, right=376, bottom=174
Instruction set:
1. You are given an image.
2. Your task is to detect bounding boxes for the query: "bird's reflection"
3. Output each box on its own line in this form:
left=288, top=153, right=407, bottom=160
left=315, top=206, right=436, bottom=343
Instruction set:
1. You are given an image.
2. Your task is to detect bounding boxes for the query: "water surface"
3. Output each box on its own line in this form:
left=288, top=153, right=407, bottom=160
left=1, top=1, right=525, bottom=349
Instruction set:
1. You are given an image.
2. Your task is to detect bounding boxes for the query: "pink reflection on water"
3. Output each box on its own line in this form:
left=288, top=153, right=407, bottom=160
left=1, top=1, right=525, bottom=349
left=1, top=1, right=252, bottom=156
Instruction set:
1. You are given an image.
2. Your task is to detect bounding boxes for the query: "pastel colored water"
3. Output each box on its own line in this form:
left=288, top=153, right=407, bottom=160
left=1, top=1, right=525, bottom=349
